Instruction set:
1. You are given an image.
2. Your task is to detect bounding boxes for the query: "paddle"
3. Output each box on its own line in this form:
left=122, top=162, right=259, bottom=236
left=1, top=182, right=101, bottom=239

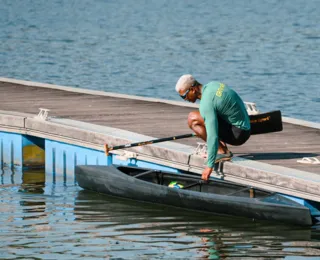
left=104, top=110, right=283, bottom=155
left=104, top=133, right=196, bottom=155
left=249, top=110, right=283, bottom=135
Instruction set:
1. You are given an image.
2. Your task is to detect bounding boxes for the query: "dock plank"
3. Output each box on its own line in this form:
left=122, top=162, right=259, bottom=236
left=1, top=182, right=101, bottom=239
left=0, top=81, right=319, bottom=174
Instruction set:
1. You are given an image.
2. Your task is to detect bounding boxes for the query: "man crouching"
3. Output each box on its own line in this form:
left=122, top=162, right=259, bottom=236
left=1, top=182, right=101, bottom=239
left=175, top=74, right=251, bottom=181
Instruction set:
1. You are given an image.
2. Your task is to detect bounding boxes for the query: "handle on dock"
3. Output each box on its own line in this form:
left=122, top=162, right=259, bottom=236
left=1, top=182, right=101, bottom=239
left=104, top=133, right=196, bottom=155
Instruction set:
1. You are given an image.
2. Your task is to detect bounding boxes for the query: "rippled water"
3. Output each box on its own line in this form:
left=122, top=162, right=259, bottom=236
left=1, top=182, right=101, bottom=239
left=1, top=1, right=320, bottom=257
left=1, top=167, right=320, bottom=259
left=0, top=0, right=319, bottom=122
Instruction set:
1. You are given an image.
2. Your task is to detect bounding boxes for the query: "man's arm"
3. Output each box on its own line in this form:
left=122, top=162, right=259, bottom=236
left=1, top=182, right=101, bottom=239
left=201, top=112, right=218, bottom=181
left=203, top=110, right=219, bottom=168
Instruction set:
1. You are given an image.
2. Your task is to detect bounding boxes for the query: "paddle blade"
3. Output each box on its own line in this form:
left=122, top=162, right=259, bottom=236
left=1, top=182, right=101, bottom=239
left=249, top=110, right=283, bottom=135
left=104, top=144, right=111, bottom=155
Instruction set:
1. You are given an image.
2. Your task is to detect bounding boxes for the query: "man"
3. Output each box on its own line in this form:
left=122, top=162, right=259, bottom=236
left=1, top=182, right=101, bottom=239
left=175, top=74, right=251, bottom=181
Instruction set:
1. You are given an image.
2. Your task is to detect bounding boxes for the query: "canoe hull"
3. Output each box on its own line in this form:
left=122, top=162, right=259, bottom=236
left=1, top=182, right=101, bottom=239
left=75, top=165, right=312, bottom=226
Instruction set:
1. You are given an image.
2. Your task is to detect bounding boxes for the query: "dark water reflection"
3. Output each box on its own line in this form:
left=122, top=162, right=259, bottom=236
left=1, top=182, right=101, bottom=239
left=1, top=167, right=320, bottom=259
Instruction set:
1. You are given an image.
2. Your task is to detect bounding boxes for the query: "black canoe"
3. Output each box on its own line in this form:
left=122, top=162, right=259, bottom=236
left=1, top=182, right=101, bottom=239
left=75, top=165, right=313, bottom=226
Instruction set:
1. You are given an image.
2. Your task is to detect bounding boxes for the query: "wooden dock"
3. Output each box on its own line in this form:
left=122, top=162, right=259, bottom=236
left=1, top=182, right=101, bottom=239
left=1, top=78, right=320, bottom=202
left=1, top=79, right=319, bottom=174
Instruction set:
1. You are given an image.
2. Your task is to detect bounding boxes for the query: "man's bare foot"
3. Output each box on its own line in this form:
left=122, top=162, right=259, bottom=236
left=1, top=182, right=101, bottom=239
left=217, top=149, right=227, bottom=154
left=218, top=140, right=230, bottom=154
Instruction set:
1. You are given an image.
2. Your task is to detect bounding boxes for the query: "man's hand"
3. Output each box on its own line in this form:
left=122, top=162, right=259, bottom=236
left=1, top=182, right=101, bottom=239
left=201, top=167, right=213, bottom=181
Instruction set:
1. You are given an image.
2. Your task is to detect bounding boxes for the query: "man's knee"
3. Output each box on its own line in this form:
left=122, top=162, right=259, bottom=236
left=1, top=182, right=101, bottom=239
left=187, top=111, right=204, bottom=128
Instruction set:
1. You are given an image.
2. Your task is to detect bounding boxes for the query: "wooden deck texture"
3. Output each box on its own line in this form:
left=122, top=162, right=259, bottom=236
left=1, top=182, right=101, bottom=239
left=1, top=81, right=319, bottom=174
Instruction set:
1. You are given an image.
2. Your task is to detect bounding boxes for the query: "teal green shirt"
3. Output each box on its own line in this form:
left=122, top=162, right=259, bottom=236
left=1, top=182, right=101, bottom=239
left=199, top=81, right=250, bottom=168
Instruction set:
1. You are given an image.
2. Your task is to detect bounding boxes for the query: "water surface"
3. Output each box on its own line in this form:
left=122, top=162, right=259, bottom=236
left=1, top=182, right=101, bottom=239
left=1, top=168, right=320, bottom=259
left=0, top=0, right=319, bottom=122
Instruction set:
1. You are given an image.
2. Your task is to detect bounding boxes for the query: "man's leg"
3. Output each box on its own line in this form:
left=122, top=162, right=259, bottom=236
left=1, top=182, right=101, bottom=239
left=187, top=111, right=227, bottom=154
left=187, top=111, right=207, bottom=141
left=218, top=140, right=230, bottom=154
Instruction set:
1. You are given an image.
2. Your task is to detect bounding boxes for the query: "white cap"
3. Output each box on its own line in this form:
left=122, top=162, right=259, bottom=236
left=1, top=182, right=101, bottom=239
left=175, top=74, right=196, bottom=93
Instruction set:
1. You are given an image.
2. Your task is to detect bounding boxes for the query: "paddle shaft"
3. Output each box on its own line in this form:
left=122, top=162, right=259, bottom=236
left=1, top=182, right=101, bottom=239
left=105, top=133, right=196, bottom=155
left=104, top=110, right=282, bottom=155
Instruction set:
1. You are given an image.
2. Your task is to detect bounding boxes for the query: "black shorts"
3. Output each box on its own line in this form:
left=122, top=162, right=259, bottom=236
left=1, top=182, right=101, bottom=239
left=218, top=116, right=251, bottom=146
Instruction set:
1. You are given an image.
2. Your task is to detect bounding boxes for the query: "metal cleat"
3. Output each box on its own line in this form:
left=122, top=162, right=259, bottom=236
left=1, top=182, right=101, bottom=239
left=194, top=142, right=208, bottom=158
left=36, top=108, right=50, bottom=121
left=244, top=102, right=259, bottom=115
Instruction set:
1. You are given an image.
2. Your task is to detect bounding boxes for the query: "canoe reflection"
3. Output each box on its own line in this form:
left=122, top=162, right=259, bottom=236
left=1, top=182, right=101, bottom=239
left=74, top=190, right=314, bottom=258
